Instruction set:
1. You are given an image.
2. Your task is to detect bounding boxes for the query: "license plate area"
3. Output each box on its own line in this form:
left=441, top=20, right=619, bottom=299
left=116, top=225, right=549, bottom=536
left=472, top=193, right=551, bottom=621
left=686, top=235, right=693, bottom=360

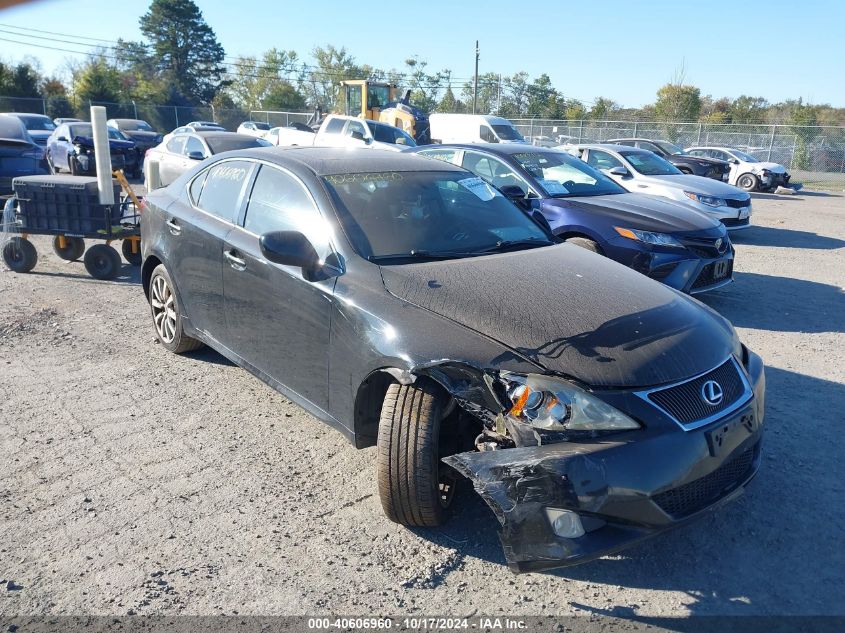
left=713, top=258, right=732, bottom=280
left=706, top=407, right=756, bottom=458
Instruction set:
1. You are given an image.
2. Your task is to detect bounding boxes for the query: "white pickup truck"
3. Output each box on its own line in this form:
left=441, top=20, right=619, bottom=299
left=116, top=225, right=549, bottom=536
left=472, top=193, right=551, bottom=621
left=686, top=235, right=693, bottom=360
left=268, top=114, right=416, bottom=151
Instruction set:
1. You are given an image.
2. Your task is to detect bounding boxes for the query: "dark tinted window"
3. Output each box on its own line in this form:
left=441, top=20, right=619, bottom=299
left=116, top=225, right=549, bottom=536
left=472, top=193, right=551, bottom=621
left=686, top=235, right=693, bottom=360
left=205, top=135, right=268, bottom=154
left=254, top=122, right=270, bottom=130
left=324, top=171, right=550, bottom=261
left=491, top=124, right=524, bottom=141
left=586, top=149, right=623, bottom=170
left=196, top=160, right=253, bottom=222
left=479, top=125, right=497, bottom=142
left=244, top=166, right=332, bottom=258
left=370, top=122, right=416, bottom=146
left=184, top=136, right=206, bottom=157
left=620, top=151, right=682, bottom=175
left=17, top=115, right=55, bottom=131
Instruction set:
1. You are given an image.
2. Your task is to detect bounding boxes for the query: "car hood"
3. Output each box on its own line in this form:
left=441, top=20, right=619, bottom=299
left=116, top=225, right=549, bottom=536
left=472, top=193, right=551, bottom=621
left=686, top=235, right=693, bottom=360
left=379, top=245, right=735, bottom=388
left=71, top=135, right=136, bottom=150
left=746, top=161, right=786, bottom=174
left=543, top=192, right=721, bottom=233
left=28, top=130, right=52, bottom=141
left=645, top=174, right=745, bottom=196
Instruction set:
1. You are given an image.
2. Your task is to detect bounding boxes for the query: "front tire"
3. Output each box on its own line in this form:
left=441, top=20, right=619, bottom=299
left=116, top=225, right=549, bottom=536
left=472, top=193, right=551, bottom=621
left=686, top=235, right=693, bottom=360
left=83, top=244, right=121, bottom=280
left=377, top=381, right=454, bottom=527
left=737, top=173, right=759, bottom=191
left=148, top=264, right=203, bottom=354
left=2, top=237, right=37, bottom=273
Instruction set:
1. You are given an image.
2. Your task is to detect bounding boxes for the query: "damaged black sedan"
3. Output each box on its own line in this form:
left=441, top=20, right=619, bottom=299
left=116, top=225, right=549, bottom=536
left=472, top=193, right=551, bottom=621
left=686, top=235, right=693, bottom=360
left=140, top=148, right=765, bottom=572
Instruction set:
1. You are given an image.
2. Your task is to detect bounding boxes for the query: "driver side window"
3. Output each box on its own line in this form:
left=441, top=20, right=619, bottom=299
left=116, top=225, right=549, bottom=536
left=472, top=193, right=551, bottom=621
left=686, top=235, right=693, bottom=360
left=586, top=150, right=623, bottom=170
left=346, top=120, right=367, bottom=140
left=184, top=136, right=205, bottom=158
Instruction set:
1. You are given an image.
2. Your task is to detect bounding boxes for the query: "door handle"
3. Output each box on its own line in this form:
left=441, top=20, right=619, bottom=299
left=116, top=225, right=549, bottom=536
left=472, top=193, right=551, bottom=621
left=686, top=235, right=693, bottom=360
left=224, top=249, right=247, bottom=271
left=165, top=218, right=181, bottom=235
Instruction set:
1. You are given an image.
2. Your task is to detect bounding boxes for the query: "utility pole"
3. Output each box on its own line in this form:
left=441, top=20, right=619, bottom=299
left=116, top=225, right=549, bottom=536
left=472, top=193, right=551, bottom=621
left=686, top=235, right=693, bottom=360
left=473, top=40, right=479, bottom=115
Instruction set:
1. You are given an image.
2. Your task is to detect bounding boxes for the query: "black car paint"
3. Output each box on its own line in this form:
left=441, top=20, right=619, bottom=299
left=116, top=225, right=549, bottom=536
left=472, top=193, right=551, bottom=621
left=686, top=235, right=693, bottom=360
left=608, top=138, right=730, bottom=179
left=141, top=147, right=764, bottom=571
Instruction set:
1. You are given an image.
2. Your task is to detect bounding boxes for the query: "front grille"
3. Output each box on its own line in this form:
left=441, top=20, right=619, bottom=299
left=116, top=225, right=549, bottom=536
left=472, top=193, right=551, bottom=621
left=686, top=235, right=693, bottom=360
left=725, top=197, right=751, bottom=209
left=691, top=259, right=733, bottom=290
left=648, top=358, right=746, bottom=424
left=649, top=262, right=678, bottom=281
left=682, top=236, right=729, bottom=258
left=653, top=446, right=756, bottom=517
left=722, top=217, right=750, bottom=227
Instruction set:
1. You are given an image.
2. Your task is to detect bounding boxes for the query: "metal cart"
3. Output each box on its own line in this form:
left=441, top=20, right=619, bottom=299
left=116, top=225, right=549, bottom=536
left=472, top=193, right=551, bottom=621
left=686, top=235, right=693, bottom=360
left=1, top=171, right=143, bottom=280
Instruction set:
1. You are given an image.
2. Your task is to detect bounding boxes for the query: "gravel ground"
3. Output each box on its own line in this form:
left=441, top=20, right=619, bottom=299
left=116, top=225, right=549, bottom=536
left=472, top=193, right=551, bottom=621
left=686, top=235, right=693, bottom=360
left=1, top=191, right=844, bottom=620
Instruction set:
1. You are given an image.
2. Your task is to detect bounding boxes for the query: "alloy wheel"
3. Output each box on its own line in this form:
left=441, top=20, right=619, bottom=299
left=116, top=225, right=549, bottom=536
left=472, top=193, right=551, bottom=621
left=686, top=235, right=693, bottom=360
left=151, top=275, right=177, bottom=343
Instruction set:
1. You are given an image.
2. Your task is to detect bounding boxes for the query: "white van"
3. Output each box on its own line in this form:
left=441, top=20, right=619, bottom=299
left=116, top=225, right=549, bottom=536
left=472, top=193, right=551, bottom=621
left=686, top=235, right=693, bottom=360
left=429, top=113, right=526, bottom=144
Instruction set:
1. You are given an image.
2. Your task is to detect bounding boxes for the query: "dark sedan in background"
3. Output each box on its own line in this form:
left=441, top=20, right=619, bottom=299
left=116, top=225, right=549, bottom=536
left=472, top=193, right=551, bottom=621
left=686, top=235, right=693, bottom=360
left=141, top=147, right=765, bottom=572
left=107, top=118, right=163, bottom=156
left=145, top=131, right=270, bottom=187
left=46, top=122, right=140, bottom=177
left=607, top=138, right=731, bottom=181
left=0, top=114, right=49, bottom=193
left=415, top=144, right=734, bottom=294
left=1, top=112, right=56, bottom=147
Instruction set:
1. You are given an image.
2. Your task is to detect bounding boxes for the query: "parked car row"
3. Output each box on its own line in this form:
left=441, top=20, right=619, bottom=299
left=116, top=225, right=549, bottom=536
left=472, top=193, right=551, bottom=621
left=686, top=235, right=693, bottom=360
left=139, top=145, right=766, bottom=573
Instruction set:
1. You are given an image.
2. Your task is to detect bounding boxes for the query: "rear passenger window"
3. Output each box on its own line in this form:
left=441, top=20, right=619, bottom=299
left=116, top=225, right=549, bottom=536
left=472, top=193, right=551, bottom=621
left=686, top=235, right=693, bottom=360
left=196, top=160, right=252, bottom=222
left=244, top=165, right=332, bottom=259
left=324, top=118, right=345, bottom=134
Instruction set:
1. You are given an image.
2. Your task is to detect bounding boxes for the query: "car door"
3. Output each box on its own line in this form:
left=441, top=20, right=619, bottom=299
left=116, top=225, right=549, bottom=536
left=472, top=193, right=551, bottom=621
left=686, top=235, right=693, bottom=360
left=48, top=125, right=66, bottom=169
left=222, top=163, right=336, bottom=411
left=169, top=159, right=255, bottom=342
left=158, top=136, right=187, bottom=185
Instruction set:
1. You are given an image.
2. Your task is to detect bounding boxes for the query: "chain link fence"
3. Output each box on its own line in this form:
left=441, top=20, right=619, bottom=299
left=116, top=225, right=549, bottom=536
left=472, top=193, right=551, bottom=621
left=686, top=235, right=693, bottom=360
left=511, top=118, right=845, bottom=190
left=3, top=95, right=843, bottom=190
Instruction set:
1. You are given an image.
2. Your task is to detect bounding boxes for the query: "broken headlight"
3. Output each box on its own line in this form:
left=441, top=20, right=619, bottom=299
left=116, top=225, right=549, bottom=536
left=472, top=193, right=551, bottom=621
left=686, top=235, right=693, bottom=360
left=505, top=374, right=640, bottom=432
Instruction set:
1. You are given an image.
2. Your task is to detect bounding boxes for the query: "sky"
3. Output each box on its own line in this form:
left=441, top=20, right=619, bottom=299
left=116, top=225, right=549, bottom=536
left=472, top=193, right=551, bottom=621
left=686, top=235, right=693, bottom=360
left=1, top=0, right=844, bottom=108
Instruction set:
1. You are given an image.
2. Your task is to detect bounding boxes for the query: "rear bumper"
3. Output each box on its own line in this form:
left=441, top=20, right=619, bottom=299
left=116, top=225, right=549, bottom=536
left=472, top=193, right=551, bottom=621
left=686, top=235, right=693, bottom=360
left=444, top=350, right=765, bottom=573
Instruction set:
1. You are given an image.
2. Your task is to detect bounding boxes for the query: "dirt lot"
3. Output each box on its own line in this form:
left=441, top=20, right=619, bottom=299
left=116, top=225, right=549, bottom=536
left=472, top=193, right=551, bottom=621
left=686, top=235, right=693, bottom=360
left=1, top=191, right=844, bottom=620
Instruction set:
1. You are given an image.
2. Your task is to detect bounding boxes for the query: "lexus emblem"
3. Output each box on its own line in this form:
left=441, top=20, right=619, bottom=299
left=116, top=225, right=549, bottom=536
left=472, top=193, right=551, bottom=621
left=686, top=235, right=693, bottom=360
left=701, top=380, right=724, bottom=406
left=715, top=238, right=725, bottom=253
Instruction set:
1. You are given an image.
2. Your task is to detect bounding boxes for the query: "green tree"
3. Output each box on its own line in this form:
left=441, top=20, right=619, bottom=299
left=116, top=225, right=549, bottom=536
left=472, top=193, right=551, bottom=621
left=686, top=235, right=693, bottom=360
left=140, top=0, right=227, bottom=104
left=403, top=56, right=448, bottom=113
left=264, top=82, right=306, bottom=111
left=0, top=61, right=41, bottom=98
left=589, top=97, right=618, bottom=120
left=654, top=83, right=701, bottom=122
left=526, top=73, right=556, bottom=117
left=72, top=57, right=123, bottom=105
left=437, top=86, right=463, bottom=113
left=502, top=72, right=530, bottom=116
left=460, top=72, right=500, bottom=114
left=564, top=99, right=587, bottom=120
left=225, top=49, right=303, bottom=110
left=729, top=95, right=768, bottom=123
left=789, top=99, right=820, bottom=169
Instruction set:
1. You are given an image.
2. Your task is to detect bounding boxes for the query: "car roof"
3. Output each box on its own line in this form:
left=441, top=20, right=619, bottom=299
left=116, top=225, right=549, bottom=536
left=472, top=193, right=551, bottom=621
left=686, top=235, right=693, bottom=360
left=215, top=147, right=468, bottom=176
left=572, top=143, right=646, bottom=153
left=607, top=138, right=673, bottom=143
left=111, top=118, right=146, bottom=124
left=194, top=131, right=257, bottom=141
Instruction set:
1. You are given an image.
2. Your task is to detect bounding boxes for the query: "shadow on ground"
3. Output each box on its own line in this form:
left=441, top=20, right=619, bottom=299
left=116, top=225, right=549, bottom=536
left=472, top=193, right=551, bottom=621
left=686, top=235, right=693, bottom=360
left=22, top=263, right=141, bottom=285
left=700, top=271, right=845, bottom=333
left=731, top=225, right=845, bottom=250
left=412, top=367, right=845, bottom=617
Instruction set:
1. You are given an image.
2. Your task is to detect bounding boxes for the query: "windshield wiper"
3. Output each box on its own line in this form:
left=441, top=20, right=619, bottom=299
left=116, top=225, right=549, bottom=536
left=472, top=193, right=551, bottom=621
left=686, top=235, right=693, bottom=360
left=368, top=249, right=480, bottom=263
left=473, top=238, right=555, bottom=253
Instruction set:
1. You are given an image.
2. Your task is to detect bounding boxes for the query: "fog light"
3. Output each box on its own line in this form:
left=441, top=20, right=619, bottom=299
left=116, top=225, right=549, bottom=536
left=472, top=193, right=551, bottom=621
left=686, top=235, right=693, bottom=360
left=545, top=508, right=585, bottom=538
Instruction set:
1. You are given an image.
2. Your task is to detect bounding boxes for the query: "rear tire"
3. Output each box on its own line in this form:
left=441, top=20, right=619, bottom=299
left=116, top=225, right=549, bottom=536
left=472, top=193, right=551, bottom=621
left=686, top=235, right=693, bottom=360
left=2, top=237, right=37, bottom=273
left=148, top=264, right=204, bottom=354
left=121, top=239, right=142, bottom=266
left=737, top=173, right=759, bottom=191
left=52, top=236, right=85, bottom=261
left=566, top=236, right=602, bottom=254
left=83, top=244, right=121, bottom=280
left=377, top=381, right=453, bottom=527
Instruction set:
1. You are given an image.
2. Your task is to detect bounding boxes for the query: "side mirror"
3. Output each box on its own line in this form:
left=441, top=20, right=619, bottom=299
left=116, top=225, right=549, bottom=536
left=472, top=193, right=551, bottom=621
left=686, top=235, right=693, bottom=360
left=608, top=166, right=630, bottom=177
left=187, top=151, right=205, bottom=160
left=57, top=136, right=67, bottom=142
left=350, top=130, right=365, bottom=142
left=260, top=230, right=319, bottom=272
left=730, top=159, right=740, bottom=165
left=395, top=137, right=407, bottom=146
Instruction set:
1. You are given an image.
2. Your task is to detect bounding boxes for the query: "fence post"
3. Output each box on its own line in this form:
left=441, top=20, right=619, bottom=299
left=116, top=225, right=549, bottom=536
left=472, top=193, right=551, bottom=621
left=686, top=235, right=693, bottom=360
left=174, top=106, right=179, bottom=127
left=633, top=121, right=638, bottom=137
left=529, top=117, right=534, bottom=140
left=578, top=119, right=584, bottom=142
left=42, top=98, right=47, bottom=115
left=767, top=125, right=776, bottom=162
left=697, top=123, right=703, bottom=145
left=132, top=100, right=137, bottom=119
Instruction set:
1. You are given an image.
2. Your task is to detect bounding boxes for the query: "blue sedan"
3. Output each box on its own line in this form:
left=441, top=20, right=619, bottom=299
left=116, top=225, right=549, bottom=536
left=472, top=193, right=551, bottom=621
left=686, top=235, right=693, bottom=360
left=413, top=144, right=734, bottom=294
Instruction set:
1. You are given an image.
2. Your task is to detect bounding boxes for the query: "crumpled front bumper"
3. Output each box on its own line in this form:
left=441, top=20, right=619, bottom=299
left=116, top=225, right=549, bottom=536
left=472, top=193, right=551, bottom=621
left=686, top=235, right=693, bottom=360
left=443, top=351, right=766, bottom=573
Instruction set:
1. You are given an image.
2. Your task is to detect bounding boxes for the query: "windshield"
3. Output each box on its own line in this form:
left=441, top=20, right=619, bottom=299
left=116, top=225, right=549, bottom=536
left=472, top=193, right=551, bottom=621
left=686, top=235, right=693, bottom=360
left=253, top=122, right=271, bottom=130
left=323, top=171, right=551, bottom=262
left=120, top=120, right=154, bottom=132
left=108, top=128, right=128, bottom=140
left=513, top=151, right=626, bottom=197
left=621, top=151, right=682, bottom=175
left=206, top=136, right=271, bottom=153
left=654, top=140, right=684, bottom=156
left=492, top=124, right=524, bottom=141
left=732, top=149, right=759, bottom=162
left=370, top=122, right=417, bottom=146
left=69, top=124, right=127, bottom=140
left=19, top=115, right=55, bottom=131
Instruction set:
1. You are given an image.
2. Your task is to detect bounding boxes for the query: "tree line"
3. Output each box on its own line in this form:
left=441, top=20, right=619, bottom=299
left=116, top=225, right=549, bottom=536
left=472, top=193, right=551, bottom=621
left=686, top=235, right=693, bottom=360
left=1, top=0, right=843, bottom=130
